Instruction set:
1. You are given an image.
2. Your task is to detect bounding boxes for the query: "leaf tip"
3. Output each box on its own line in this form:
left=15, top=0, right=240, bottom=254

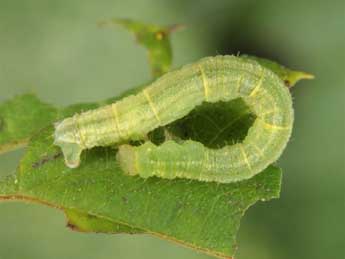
left=254, top=166, right=283, bottom=201
left=285, top=70, right=315, bottom=88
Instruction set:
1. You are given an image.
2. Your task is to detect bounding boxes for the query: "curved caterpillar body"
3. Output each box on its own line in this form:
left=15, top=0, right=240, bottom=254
left=54, top=55, right=293, bottom=183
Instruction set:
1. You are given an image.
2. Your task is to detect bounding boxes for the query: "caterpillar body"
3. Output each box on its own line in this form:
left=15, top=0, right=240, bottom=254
left=54, top=55, right=293, bottom=183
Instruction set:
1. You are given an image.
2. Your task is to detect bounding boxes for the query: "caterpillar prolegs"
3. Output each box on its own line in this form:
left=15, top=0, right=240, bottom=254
left=54, top=55, right=294, bottom=183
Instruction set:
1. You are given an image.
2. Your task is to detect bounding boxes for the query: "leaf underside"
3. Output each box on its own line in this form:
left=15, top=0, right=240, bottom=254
left=0, top=19, right=292, bottom=259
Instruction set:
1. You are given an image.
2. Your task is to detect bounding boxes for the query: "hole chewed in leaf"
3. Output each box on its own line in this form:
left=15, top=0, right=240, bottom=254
left=149, top=98, right=255, bottom=149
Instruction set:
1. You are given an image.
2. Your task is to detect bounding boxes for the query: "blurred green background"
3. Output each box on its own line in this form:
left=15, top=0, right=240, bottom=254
left=0, top=0, right=344, bottom=258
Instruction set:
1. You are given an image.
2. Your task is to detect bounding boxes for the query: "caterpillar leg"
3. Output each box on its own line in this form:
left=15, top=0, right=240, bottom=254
left=117, top=144, right=137, bottom=176
left=163, top=127, right=184, bottom=143
left=163, top=128, right=174, bottom=141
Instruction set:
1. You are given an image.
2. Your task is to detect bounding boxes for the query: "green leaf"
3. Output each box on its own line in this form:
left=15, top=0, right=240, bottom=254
left=0, top=95, right=282, bottom=258
left=99, top=18, right=183, bottom=78
left=241, top=55, right=314, bottom=87
left=0, top=94, right=57, bottom=154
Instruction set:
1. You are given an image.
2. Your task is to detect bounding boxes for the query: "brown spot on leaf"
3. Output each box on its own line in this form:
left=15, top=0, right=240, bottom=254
left=66, top=222, right=82, bottom=232
left=32, top=152, right=62, bottom=168
left=155, top=31, right=166, bottom=41
left=122, top=196, right=128, bottom=204
left=283, top=79, right=291, bottom=87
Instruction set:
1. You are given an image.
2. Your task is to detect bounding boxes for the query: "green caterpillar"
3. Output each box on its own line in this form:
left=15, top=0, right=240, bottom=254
left=54, top=55, right=297, bottom=183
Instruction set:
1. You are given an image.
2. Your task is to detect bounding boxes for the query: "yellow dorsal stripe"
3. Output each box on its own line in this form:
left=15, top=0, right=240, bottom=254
left=73, top=115, right=87, bottom=148
left=143, top=89, right=161, bottom=124
left=111, top=103, right=123, bottom=139
left=259, top=119, right=291, bottom=130
left=236, top=74, right=243, bottom=93
left=260, top=109, right=277, bottom=117
left=249, top=71, right=264, bottom=97
left=199, top=65, right=209, bottom=101
left=239, top=144, right=252, bottom=171
left=251, top=143, right=264, bottom=157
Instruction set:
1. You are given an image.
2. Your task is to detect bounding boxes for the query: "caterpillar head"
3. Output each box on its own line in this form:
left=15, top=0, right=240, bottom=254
left=54, top=117, right=83, bottom=168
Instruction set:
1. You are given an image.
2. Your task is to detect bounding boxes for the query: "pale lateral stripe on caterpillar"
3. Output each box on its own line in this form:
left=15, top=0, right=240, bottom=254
left=54, top=55, right=293, bottom=183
